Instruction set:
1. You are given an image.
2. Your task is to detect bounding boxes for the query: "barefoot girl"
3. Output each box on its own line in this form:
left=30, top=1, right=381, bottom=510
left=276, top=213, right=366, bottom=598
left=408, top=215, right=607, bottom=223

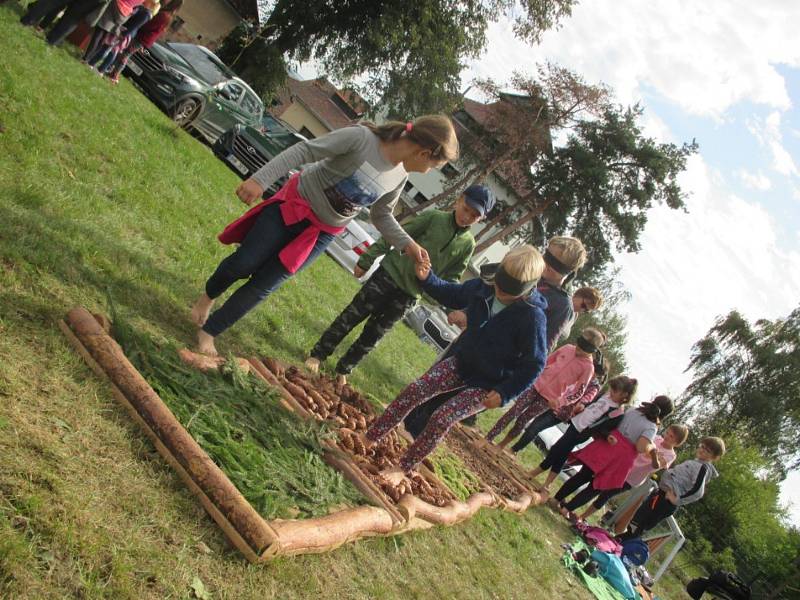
left=191, top=116, right=458, bottom=355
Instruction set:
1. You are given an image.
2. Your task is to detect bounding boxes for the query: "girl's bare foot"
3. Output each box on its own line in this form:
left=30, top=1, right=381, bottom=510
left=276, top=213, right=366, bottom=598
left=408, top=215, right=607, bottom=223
left=336, top=373, right=347, bottom=386
left=304, top=357, right=321, bottom=374
left=196, top=329, right=218, bottom=356
left=191, top=294, right=214, bottom=326
left=380, top=467, right=407, bottom=487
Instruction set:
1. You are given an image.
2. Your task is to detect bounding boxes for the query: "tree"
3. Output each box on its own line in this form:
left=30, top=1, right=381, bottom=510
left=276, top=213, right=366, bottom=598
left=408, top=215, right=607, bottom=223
left=530, top=104, right=698, bottom=276
left=400, top=68, right=696, bottom=277
left=221, top=0, right=576, bottom=116
left=401, top=64, right=610, bottom=222
left=674, top=442, right=800, bottom=595
left=676, top=307, right=800, bottom=477
left=565, top=266, right=631, bottom=378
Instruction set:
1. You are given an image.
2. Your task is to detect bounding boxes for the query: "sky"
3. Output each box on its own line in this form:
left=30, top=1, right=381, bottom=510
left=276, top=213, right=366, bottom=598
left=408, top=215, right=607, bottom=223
left=457, top=0, right=800, bottom=521
left=294, top=0, right=800, bottom=521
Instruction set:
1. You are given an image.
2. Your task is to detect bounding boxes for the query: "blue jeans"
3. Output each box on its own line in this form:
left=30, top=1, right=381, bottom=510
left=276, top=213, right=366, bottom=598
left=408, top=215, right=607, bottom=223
left=202, top=201, right=334, bottom=337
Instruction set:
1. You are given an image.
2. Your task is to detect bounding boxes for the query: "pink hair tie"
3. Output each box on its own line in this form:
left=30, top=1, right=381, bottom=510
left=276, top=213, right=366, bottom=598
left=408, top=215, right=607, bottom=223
left=405, top=122, right=413, bottom=132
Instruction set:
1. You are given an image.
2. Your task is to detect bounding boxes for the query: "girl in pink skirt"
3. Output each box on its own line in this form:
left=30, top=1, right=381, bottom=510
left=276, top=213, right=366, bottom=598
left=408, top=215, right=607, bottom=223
left=552, top=394, right=674, bottom=520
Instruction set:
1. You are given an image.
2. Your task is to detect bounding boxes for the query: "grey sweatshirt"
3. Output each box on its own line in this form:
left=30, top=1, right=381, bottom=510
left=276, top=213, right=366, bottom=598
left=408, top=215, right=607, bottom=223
left=659, top=459, right=719, bottom=506
left=251, top=125, right=412, bottom=250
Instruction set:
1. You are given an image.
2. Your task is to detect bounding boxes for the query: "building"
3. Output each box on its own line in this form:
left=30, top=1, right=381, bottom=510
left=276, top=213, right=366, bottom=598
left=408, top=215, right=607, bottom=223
left=402, top=93, right=551, bottom=271
left=268, top=76, right=367, bottom=139
left=163, top=0, right=259, bottom=49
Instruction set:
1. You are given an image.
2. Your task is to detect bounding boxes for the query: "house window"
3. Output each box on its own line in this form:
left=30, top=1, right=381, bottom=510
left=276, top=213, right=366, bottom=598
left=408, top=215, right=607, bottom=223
left=299, top=127, right=315, bottom=139
left=403, top=181, right=415, bottom=193
left=440, top=163, right=459, bottom=178
left=413, top=191, right=428, bottom=205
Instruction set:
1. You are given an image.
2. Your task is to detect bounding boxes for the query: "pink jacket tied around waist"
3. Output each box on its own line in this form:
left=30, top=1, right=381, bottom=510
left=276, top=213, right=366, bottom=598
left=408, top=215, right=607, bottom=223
left=218, top=173, right=344, bottom=274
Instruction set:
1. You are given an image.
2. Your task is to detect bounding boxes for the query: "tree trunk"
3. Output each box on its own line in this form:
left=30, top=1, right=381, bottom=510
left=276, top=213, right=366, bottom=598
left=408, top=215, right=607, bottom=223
left=473, top=197, right=554, bottom=254
left=474, top=209, right=537, bottom=254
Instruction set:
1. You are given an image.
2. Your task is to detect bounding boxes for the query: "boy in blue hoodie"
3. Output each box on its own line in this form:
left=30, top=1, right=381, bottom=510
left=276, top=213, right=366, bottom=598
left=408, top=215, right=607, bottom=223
left=363, top=245, right=549, bottom=485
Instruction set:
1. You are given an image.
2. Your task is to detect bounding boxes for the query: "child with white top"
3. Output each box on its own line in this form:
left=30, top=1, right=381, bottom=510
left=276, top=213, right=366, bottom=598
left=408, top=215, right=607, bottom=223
left=529, top=375, right=637, bottom=494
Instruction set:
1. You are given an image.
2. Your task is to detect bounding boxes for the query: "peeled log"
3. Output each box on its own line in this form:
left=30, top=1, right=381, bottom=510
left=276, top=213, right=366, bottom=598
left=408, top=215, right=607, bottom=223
left=501, top=492, right=536, bottom=513
left=178, top=348, right=251, bottom=374
left=268, top=506, right=394, bottom=555
left=64, top=307, right=277, bottom=557
left=398, top=491, right=494, bottom=525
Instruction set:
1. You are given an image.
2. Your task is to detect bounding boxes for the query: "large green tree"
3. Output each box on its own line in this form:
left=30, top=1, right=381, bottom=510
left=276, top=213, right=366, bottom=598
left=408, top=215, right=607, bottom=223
left=219, top=0, right=576, bottom=116
left=676, top=307, right=800, bottom=476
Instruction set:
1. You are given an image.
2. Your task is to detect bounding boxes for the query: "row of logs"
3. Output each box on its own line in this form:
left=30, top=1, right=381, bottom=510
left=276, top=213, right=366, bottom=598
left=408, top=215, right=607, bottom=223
left=260, top=359, right=454, bottom=508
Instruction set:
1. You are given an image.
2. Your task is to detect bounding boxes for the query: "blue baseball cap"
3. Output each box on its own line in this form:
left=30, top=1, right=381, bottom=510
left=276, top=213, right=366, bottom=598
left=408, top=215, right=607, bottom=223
left=463, top=184, right=495, bottom=216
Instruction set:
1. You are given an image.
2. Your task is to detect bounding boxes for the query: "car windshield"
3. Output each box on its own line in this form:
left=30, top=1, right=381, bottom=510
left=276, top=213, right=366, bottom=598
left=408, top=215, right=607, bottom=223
left=167, top=43, right=235, bottom=84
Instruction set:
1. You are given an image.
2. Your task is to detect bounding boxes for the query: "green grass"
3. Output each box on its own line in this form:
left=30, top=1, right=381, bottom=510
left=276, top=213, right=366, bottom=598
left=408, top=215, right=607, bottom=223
left=0, top=6, right=691, bottom=598
left=114, top=319, right=362, bottom=519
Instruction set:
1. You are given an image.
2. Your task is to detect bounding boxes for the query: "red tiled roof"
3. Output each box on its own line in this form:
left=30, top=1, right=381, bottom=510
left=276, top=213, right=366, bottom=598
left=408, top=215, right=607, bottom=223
left=454, top=94, right=551, bottom=201
left=270, top=76, right=365, bottom=131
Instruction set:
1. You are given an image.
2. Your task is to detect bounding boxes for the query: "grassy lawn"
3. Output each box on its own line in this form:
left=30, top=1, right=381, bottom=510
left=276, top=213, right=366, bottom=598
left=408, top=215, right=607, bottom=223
left=0, top=6, right=689, bottom=599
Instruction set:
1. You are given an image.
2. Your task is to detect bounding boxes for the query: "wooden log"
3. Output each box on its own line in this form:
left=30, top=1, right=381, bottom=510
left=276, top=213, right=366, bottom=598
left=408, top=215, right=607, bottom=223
left=500, top=493, right=535, bottom=513
left=178, top=348, right=251, bottom=374
left=267, top=506, right=394, bottom=556
left=398, top=491, right=495, bottom=525
left=247, top=358, right=314, bottom=420
left=62, top=307, right=278, bottom=558
left=321, top=444, right=406, bottom=525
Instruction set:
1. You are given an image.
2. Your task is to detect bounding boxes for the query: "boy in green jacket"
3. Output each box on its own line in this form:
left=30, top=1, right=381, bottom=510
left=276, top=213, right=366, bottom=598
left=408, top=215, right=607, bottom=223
left=305, top=184, right=493, bottom=382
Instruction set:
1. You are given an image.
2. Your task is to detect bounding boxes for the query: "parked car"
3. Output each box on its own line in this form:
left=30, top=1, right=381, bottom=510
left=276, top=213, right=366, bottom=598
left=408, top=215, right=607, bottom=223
left=125, top=42, right=263, bottom=143
left=212, top=120, right=305, bottom=182
left=325, top=215, right=383, bottom=282
left=403, top=304, right=462, bottom=353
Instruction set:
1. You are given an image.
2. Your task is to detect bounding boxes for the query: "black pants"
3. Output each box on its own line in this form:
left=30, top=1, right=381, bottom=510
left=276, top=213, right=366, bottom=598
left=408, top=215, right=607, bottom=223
left=540, top=424, right=591, bottom=474
left=20, top=0, right=70, bottom=26
left=511, top=409, right=561, bottom=452
left=620, top=490, right=678, bottom=539
left=591, top=481, right=631, bottom=510
left=554, top=463, right=596, bottom=507
left=46, top=0, right=106, bottom=46
left=310, top=267, right=416, bottom=375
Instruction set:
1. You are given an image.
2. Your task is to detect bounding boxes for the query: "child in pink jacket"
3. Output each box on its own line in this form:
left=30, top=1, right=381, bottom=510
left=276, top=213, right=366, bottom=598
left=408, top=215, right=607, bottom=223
left=486, top=327, right=605, bottom=449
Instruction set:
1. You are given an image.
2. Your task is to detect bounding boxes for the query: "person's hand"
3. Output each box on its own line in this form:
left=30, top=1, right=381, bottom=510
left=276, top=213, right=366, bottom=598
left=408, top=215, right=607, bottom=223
left=656, top=454, right=668, bottom=469
left=665, top=489, right=679, bottom=505
left=354, top=265, right=366, bottom=278
left=415, top=261, right=431, bottom=280
left=447, top=310, right=467, bottom=329
left=607, top=434, right=617, bottom=445
left=236, top=178, right=264, bottom=206
left=483, top=391, right=502, bottom=409
left=404, top=241, right=430, bottom=265
left=572, top=404, right=585, bottom=415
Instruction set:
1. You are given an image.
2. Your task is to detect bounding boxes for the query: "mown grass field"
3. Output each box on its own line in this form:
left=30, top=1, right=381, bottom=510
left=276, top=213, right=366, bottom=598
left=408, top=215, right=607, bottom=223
left=0, top=5, right=690, bottom=598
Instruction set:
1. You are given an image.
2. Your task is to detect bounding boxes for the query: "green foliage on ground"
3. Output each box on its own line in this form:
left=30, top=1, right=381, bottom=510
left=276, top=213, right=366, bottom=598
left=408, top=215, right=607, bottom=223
left=113, top=319, right=363, bottom=519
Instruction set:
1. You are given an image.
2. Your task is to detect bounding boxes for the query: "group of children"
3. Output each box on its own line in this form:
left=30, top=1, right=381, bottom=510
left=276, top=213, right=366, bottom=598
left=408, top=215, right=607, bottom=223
left=20, top=0, right=181, bottom=83
left=187, top=114, right=724, bottom=540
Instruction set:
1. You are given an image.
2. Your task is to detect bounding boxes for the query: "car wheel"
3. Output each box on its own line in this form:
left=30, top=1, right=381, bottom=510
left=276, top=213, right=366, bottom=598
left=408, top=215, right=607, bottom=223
left=172, top=96, right=201, bottom=127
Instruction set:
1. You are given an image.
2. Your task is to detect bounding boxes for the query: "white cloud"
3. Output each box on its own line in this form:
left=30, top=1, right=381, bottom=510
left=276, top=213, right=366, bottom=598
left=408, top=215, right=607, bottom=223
left=747, top=111, right=799, bottom=177
left=736, top=168, right=773, bottom=191
left=614, top=154, right=800, bottom=401
left=464, top=0, right=800, bottom=119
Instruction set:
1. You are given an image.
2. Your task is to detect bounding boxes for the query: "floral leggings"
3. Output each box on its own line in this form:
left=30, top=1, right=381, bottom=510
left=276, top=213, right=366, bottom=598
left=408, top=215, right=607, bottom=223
left=486, top=387, right=549, bottom=442
left=366, top=356, right=487, bottom=472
